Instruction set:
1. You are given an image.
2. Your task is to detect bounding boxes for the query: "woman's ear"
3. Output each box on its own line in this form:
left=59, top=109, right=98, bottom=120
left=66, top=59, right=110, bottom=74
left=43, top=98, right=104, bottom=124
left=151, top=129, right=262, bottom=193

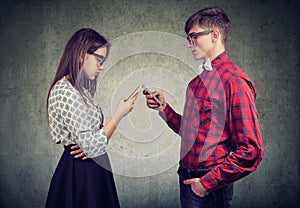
left=79, top=51, right=87, bottom=63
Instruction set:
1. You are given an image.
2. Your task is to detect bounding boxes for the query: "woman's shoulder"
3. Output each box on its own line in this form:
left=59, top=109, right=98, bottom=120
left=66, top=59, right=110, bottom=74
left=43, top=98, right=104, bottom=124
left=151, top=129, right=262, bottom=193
left=50, top=77, right=81, bottom=101
left=52, top=77, right=71, bottom=90
left=52, top=77, right=76, bottom=94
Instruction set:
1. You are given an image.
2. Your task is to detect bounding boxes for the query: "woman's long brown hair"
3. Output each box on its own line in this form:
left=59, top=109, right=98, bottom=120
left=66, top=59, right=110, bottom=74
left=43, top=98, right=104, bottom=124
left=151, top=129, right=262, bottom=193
left=46, top=28, right=110, bottom=123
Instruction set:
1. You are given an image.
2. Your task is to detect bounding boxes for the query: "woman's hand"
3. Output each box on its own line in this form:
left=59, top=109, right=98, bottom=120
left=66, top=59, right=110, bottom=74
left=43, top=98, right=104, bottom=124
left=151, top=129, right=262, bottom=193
left=103, top=93, right=138, bottom=141
left=113, top=92, right=138, bottom=121
left=70, top=144, right=88, bottom=160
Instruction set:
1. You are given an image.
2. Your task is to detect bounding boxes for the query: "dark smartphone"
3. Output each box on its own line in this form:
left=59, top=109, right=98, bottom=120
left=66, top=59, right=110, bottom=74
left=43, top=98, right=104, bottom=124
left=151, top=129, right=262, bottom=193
left=141, top=85, right=162, bottom=106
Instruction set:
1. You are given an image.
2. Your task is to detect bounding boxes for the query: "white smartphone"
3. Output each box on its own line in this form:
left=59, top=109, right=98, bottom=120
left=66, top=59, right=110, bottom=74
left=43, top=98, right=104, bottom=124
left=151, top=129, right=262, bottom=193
left=125, top=85, right=140, bottom=101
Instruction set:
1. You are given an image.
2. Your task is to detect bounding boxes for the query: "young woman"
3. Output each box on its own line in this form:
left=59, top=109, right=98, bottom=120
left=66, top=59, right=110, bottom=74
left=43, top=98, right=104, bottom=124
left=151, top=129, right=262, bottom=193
left=45, top=28, right=137, bottom=208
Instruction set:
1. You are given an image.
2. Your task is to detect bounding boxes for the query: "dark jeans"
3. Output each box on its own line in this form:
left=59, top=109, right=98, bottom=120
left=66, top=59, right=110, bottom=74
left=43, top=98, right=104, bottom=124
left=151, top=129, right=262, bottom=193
left=178, top=166, right=233, bottom=208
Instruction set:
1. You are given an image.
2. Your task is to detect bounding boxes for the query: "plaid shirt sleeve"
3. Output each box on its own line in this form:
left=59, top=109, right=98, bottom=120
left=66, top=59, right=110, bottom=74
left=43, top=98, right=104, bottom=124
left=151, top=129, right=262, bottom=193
left=200, top=76, right=264, bottom=192
left=159, top=103, right=182, bottom=135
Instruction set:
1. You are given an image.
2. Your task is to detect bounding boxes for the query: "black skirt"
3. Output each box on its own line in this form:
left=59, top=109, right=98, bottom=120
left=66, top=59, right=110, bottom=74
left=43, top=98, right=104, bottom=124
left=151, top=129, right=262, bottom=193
left=45, top=145, right=120, bottom=208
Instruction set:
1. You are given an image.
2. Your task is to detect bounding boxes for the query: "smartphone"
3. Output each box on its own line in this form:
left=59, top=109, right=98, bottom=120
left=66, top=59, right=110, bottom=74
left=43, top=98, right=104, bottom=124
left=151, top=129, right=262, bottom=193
left=141, top=84, right=162, bottom=106
left=125, top=85, right=140, bottom=101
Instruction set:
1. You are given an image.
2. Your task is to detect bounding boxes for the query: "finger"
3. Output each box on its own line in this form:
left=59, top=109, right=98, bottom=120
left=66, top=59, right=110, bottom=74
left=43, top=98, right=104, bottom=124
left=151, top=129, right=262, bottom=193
left=71, top=144, right=79, bottom=149
left=194, top=190, right=208, bottom=198
left=82, top=156, right=89, bottom=160
left=147, top=98, right=158, bottom=104
left=143, top=90, right=156, bottom=99
left=70, top=149, right=83, bottom=155
left=127, top=92, right=138, bottom=103
left=183, top=178, right=199, bottom=185
left=142, top=90, right=149, bottom=95
left=132, top=92, right=138, bottom=100
left=147, top=100, right=159, bottom=107
left=147, top=103, right=160, bottom=109
left=194, top=191, right=206, bottom=198
left=147, top=99, right=161, bottom=107
left=147, top=103, right=159, bottom=108
left=145, top=94, right=154, bottom=99
left=74, top=152, right=85, bottom=158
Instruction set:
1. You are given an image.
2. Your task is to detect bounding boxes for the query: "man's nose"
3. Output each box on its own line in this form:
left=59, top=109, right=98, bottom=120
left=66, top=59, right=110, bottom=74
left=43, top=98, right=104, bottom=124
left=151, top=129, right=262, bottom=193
left=186, top=42, right=193, bottom=48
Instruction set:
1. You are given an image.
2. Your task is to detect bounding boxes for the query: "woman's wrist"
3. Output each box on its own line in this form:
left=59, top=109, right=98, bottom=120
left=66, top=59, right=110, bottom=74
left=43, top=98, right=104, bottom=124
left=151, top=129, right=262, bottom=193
left=112, top=112, right=123, bottom=126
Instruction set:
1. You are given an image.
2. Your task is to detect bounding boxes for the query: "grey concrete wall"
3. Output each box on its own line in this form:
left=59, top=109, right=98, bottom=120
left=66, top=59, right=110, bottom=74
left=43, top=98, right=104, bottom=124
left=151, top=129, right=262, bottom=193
left=0, top=0, right=299, bottom=207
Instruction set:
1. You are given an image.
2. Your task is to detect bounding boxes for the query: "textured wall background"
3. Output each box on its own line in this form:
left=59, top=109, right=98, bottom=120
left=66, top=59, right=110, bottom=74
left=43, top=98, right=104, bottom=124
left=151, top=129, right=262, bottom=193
left=0, top=0, right=299, bottom=207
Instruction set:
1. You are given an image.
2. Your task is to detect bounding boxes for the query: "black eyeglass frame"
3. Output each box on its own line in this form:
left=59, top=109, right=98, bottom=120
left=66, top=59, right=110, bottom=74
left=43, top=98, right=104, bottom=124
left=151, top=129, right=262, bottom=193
left=186, top=30, right=214, bottom=45
left=87, top=52, right=106, bottom=66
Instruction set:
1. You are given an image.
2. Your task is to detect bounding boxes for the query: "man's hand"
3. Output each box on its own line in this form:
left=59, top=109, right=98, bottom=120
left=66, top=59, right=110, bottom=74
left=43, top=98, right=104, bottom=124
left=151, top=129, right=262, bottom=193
left=143, top=89, right=166, bottom=111
left=70, top=144, right=88, bottom=160
left=184, top=178, right=209, bottom=197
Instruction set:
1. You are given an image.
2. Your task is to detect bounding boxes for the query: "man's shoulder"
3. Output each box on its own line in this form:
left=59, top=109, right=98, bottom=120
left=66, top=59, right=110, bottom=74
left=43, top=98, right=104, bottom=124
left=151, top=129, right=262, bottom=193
left=217, top=60, right=256, bottom=96
left=188, top=74, right=201, bottom=86
left=218, top=60, right=251, bottom=84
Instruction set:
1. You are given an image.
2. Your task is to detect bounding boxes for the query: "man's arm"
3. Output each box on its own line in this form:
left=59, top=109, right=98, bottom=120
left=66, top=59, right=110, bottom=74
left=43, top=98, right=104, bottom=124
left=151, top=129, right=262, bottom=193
left=200, top=77, right=264, bottom=192
left=159, top=103, right=182, bottom=135
left=144, top=89, right=182, bottom=135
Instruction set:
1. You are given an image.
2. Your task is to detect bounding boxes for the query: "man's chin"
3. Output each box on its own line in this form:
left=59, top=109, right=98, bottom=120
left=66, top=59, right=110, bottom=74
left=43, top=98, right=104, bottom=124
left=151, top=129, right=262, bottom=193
left=193, top=55, right=203, bottom=60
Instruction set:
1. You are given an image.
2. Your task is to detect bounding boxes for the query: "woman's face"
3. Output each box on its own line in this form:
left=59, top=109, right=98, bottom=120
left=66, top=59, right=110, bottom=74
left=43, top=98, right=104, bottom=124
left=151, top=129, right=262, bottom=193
left=82, top=47, right=107, bottom=80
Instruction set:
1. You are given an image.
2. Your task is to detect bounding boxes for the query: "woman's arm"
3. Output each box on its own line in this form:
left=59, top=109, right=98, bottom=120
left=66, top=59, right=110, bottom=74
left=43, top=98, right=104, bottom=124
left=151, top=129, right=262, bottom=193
left=71, top=93, right=138, bottom=159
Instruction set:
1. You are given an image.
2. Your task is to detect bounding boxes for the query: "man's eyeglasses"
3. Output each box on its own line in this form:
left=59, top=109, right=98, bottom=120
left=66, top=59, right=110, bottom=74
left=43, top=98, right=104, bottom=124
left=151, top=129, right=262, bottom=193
left=186, top=30, right=213, bottom=45
left=87, top=52, right=106, bottom=67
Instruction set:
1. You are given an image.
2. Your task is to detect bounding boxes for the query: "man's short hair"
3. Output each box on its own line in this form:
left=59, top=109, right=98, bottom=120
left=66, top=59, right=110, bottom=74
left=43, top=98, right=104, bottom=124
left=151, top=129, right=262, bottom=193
left=185, top=7, right=231, bottom=44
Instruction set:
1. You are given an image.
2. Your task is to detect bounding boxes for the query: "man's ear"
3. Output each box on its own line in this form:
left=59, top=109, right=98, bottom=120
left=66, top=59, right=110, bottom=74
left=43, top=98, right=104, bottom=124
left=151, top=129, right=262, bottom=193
left=211, top=29, right=221, bottom=43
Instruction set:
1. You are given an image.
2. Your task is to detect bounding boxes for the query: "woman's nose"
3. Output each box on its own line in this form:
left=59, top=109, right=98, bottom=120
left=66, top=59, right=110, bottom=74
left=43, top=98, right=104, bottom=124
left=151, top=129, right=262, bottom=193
left=99, top=65, right=104, bottom=70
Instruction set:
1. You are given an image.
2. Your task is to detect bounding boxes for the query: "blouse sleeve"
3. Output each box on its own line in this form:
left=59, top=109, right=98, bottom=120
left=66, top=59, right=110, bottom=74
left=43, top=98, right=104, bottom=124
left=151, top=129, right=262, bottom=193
left=50, top=87, right=108, bottom=158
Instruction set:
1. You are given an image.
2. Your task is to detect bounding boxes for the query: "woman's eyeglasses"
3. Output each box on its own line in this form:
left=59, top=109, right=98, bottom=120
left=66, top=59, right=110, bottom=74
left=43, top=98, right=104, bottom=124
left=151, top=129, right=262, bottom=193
left=87, top=52, right=106, bottom=67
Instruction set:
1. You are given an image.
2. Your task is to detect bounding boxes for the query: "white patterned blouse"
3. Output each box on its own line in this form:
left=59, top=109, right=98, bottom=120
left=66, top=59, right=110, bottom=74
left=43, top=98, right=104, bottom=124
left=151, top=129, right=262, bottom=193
left=48, top=76, right=107, bottom=158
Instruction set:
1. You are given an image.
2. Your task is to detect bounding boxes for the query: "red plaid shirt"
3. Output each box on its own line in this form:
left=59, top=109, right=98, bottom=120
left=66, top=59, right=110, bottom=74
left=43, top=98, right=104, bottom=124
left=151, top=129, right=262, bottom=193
left=160, top=52, right=264, bottom=192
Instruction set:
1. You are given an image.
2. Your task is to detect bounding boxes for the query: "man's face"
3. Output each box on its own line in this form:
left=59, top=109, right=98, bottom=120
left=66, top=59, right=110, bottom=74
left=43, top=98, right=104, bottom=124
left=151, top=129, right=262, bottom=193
left=186, top=24, right=213, bottom=60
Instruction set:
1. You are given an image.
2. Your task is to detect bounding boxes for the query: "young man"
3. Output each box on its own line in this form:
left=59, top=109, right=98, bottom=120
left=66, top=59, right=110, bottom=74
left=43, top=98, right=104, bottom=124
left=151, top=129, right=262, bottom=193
left=144, top=6, right=264, bottom=208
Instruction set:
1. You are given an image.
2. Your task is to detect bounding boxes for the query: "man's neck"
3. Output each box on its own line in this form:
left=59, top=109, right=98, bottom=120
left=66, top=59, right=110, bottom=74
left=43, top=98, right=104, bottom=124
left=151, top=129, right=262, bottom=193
left=206, top=44, right=225, bottom=61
